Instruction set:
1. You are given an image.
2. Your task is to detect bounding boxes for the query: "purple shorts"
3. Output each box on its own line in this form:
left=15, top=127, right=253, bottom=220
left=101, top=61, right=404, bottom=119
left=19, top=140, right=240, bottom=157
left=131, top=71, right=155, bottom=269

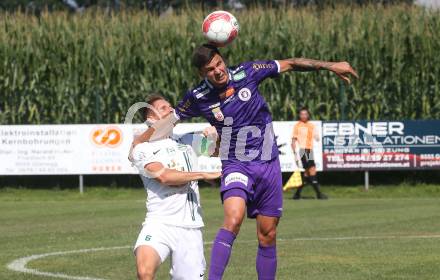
left=220, top=157, right=283, bottom=218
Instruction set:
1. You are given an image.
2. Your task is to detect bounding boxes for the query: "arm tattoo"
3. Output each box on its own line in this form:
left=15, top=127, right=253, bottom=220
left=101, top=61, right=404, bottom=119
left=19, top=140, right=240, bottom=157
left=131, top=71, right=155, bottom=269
left=288, top=58, right=336, bottom=72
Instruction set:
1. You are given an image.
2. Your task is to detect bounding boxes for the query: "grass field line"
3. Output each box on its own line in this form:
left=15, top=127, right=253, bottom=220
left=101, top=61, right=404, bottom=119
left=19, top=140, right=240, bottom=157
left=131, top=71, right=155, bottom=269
left=278, top=234, right=440, bottom=241
left=7, top=234, right=440, bottom=280
left=6, top=246, right=130, bottom=280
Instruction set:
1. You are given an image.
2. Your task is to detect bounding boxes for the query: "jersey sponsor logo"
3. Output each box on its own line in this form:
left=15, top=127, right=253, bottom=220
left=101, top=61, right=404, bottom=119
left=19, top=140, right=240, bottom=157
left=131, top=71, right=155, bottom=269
left=195, top=88, right=210, bottom=99
left=166, top=147, right=176, bottom=155
left=208, top=102, right=221, bottom=109
left=90, top=126, right=123, bottom=148
left=224, top=172, right=248, bottom=186
left=178, top=99, right=192, bottom=112
left=232, top=70, right=246, bottom=81
left=183, top=100, right=192, bottom=108
left=238, top=88, right=252, bottom=102
left=152, top=149, right=161, bottom=155
left=212, top=107, right=224, bottom=121
left=219, top=87, right=235, bottom=100
left=231, top=65, right=244, bottom=74
left=252, top=63, right=275, bottom=70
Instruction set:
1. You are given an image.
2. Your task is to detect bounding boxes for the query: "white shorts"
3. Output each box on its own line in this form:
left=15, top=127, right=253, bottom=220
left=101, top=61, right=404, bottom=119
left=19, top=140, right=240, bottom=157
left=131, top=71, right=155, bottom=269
left=134, top=221, right=206, bottom=280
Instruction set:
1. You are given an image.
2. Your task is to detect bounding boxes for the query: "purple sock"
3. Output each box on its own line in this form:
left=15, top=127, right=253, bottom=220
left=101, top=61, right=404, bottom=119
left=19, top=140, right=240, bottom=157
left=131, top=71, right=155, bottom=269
left=208, top=228, right=236, bottom=280
left=256, top=245, right=277, bottom=280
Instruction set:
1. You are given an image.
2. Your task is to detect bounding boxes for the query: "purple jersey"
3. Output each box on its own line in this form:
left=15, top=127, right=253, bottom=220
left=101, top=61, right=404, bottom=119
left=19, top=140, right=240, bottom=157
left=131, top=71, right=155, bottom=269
left=175, top=60, right=280, bottom=165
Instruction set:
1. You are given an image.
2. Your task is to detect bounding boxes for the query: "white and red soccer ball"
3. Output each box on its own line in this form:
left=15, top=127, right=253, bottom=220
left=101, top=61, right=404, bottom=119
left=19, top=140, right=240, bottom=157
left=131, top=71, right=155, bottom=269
left=202, top=11, right=239, bottom=47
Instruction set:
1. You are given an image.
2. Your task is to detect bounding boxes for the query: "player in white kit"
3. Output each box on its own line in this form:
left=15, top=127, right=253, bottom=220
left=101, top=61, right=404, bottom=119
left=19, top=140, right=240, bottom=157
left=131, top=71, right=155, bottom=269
left=131, top=95, right=221, bottom=280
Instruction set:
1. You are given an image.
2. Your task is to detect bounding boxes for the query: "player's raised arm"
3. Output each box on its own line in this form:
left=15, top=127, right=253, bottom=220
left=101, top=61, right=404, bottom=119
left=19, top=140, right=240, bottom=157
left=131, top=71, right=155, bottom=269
left=277, top=58, right=359, bottom=84
left=131, top=90, right=202, bottom=149
left=144, top=161, right=220, bottom=186
left=132, top=111, right=178, bottom=147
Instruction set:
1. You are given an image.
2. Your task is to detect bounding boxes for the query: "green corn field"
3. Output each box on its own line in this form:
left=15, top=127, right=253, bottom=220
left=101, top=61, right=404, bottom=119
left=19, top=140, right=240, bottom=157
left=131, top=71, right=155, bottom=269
left=0, top=5, right=439, bottom=124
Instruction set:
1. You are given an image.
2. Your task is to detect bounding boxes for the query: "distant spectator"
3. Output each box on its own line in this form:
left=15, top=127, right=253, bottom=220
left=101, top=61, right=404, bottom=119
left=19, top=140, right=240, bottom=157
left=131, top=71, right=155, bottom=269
left=291, top=107, right=327, bottom=200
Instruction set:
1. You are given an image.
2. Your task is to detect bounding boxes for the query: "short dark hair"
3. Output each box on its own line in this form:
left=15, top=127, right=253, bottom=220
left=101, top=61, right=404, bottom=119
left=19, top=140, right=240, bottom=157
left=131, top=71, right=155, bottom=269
left=192, top=44, right=222, bottom=69
left=298, top=107, right=311, bottom=119
left=143, top=94, right=167, bottom=120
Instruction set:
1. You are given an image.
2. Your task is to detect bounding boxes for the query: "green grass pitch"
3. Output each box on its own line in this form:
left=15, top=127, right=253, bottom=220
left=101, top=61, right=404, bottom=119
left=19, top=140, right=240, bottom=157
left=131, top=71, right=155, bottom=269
left=1, top=184, right=440, bottom=280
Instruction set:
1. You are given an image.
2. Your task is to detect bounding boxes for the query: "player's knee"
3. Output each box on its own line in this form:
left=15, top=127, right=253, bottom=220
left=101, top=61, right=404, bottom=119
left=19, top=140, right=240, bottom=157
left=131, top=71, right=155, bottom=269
left=257, top=227, right=277, bottom=246
left=137, top=265, right=155, bottom=280
left=223, top=215, right=243, bottom=234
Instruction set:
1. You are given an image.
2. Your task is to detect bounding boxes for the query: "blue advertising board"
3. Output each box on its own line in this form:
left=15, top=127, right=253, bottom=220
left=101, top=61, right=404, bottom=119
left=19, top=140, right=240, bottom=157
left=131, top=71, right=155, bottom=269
left=321, top=120, right=440, bottom=170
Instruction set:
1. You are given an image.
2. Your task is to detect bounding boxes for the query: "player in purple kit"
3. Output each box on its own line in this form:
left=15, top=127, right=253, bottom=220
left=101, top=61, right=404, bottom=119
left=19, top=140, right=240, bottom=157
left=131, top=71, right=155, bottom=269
left=133, top=44, right=358, bottom=280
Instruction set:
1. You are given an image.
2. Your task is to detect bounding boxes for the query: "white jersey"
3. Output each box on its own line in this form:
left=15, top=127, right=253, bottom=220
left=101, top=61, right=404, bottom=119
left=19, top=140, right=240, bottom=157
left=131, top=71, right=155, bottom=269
left=131, top=138, right=204, bottom=228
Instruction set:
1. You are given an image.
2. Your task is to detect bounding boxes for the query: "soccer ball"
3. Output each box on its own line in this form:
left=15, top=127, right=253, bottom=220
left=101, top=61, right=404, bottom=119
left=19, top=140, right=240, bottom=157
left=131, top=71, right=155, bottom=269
left=202, top=11, right=239, bottom=47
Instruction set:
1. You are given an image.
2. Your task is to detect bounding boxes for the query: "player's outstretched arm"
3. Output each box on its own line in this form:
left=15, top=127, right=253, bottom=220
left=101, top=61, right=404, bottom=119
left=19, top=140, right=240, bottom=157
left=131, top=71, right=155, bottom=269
left=278, top=58, right=359, bottom=84
left=145, top=161, right=221, bottom=186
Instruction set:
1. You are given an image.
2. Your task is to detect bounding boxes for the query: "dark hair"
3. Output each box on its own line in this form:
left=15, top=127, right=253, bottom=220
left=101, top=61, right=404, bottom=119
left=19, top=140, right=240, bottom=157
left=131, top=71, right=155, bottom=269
left=297, top=107, right=311, bottom=120
left=142, top=94, right=167, bottom=120
left=192, top=44, right=222, bottom=69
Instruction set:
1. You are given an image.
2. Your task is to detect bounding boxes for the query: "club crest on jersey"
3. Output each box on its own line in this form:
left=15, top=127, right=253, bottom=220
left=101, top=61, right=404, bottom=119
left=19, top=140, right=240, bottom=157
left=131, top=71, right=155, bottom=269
left=238, top=88, right=252, bottom=102
left=219, top=87, right=235, bottom=100
left=211, top=107, right=224, bottom=121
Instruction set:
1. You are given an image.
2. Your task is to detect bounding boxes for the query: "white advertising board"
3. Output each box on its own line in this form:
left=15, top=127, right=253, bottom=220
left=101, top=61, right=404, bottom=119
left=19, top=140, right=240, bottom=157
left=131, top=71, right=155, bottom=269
left=0, top=122, right=323, bottom=175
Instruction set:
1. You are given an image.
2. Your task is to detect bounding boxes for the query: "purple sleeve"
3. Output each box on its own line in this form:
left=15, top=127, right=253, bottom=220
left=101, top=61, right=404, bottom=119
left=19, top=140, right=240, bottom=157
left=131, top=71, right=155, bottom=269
left=247, top=60, right=280, bottom=83
left=175, top=90, right=201, bottom=120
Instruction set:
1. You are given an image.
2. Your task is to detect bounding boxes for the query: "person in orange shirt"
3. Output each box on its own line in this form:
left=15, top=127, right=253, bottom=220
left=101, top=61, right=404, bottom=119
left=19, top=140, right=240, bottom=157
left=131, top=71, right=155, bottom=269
left=291, top=107, right=327, bottom=200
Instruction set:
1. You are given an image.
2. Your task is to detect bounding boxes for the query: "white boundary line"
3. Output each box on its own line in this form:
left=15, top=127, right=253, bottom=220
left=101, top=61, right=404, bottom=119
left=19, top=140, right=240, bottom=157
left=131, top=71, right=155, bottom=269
left=278, top=234, right=440, bottom=242
left=6, top=246, right=130, bottom=280
left=6, top=234, right=440, bottom=280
